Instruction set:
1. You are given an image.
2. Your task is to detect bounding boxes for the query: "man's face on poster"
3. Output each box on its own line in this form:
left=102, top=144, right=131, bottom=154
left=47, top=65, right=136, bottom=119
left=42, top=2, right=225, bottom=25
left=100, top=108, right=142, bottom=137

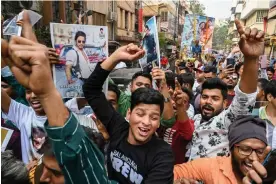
left=32, top=127, right=46, bottom=153
left=100, top=29, right=103, bottom=34
left=76, top=36, right=86, bottom=50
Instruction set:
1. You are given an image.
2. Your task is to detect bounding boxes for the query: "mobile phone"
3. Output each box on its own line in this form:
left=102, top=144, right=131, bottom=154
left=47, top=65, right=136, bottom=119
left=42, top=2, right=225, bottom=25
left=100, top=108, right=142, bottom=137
left=260, top=55, right=267, bottom=69
left=262, top=149, right=276, bottom=183
left=226, top=58, right=235, bottom=68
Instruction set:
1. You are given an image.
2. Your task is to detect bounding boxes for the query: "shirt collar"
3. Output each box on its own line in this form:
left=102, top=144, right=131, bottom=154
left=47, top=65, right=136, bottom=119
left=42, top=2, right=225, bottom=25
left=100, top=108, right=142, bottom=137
left=218, top=156, right=237, bottom=182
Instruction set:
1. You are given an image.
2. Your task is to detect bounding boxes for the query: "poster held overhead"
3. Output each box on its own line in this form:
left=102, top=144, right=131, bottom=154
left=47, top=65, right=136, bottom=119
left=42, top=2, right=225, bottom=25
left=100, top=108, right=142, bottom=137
left=139, top=16, right=161, bottom=73
left=50, top=23, right=108, bottom=98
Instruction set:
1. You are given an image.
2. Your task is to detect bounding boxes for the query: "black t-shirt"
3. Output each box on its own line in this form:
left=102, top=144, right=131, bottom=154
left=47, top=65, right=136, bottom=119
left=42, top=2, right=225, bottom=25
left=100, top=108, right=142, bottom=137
left=83, top=64, right=174, bottom=184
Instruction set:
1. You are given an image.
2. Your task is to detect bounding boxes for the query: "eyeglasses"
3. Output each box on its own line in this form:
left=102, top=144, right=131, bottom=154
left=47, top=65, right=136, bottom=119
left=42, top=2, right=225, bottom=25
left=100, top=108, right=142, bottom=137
left=235, top=145, right=265, bottom=158
left=226, top=75, right=238, bottom=80
left=77, top=40, right=85, bottom=44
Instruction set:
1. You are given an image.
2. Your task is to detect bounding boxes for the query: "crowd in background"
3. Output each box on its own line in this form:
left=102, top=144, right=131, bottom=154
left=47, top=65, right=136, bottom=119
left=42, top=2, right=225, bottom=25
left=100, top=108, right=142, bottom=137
left=1, top=11, right=276, bottom=184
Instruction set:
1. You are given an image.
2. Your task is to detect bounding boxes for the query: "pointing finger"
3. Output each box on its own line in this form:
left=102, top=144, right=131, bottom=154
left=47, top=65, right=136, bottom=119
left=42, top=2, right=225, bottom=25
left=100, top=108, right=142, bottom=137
left=235, top=19, right=245, bottom=37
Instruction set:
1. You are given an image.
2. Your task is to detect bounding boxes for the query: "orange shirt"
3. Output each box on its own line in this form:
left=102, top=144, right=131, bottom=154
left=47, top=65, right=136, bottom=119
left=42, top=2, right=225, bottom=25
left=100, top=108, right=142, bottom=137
left=174, top=156, right=239, bottom=184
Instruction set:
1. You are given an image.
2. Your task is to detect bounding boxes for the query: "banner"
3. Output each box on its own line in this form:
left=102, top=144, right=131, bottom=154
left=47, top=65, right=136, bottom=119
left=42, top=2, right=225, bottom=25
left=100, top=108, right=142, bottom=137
left=181, top=15, right=215, bottom=58
left=139, top=16, right=161, bottom=73
left=50, top=23, right=108, bottom=98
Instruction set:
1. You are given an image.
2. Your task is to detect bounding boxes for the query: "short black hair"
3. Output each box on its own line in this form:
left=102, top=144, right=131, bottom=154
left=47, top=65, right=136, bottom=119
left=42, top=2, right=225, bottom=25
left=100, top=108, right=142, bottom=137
left=235, top=62, right=244, bottom=74
left=165, top=72, right=176, bottom=90
left=108, top=83, right=121, bottom=101
left=100, top=28, right=103, bottom=31
left=257, top=78, right=269, bottom=90
left=182, top=87, right=194, bottom=103
left=201, top=78, right=228, bottom=100
left=74, top=31, right=86, bottom=41
left=177, top=73, right=195, bottom=89
left=1, top=150, right=30, bottom=184
left=131, top=88, right=164, bottom=114
left=267, top=66, right=275, bottom=74
left=203, top=65, right=217, bottom=74
left=264, top=80, right=276, bottom=99
left=132, top=71, right=152, bottom=83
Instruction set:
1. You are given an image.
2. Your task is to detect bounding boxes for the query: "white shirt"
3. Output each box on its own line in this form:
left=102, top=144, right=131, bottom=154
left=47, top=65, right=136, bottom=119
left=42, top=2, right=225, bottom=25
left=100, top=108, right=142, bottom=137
left=66, top=46, right=97, bottom=79
left=2, top=99, right=98, bottom=164
left=188, top=84, right=257, bottom=160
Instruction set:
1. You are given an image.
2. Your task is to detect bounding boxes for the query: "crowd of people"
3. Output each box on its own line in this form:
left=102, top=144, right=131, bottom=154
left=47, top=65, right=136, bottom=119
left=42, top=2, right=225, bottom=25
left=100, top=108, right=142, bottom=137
left=1, top=11, right=276, bottom=184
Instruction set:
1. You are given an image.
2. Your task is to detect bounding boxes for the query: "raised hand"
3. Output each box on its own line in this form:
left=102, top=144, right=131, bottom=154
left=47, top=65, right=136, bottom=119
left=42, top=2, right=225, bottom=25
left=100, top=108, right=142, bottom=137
left=242, top=146, right=271, bottom=184
left=111, top=43, right=145, bottom=63
left=151, top=67, right=166, bottom=88
left=173, top=79, right=189, bottom=109
left=235, top=19, right=265, bottom=59
left=219, top=65, right=235, bottom=79
left=17, top=10, right=38, bottom=42
left=4, top=36, right=55, bottom=96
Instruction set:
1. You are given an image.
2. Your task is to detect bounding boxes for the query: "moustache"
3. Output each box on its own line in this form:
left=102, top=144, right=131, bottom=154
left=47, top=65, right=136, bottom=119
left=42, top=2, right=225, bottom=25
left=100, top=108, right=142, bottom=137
left=202, top=104, right=214, bottom=111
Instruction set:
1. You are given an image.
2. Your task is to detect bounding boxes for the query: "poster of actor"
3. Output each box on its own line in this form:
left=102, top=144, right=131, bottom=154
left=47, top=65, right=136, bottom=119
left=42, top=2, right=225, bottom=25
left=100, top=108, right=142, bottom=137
left=139, top=16, right=161, bottom=73
left=50, top=23, right=108, bottom=98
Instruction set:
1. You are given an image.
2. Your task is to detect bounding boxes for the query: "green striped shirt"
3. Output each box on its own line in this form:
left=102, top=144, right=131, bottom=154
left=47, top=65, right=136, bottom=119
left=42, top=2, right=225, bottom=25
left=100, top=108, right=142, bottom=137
left=45, top=112, right=118, bottom=184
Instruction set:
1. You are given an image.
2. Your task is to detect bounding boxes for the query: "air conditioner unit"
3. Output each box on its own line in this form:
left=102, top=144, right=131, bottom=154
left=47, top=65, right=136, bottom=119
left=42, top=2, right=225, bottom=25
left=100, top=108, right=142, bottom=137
left=108, top=12, right=117, bottom=21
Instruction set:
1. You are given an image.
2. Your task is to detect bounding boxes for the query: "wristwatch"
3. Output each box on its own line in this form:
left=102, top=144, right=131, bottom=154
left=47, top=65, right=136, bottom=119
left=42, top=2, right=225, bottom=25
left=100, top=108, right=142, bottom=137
left=164, top=96, right=171, bottom=103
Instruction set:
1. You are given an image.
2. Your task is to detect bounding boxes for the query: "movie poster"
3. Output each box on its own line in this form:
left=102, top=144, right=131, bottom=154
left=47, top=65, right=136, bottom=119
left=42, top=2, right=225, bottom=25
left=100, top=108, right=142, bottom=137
left=181, top=15, right=215, bottom=59
left=139, top=16, right=161, bottom=73
left=50, top=23, right=108, bottom=98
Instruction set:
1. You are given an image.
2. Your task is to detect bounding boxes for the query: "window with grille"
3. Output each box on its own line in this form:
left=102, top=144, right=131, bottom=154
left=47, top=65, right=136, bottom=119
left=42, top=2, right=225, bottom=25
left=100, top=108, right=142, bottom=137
left=256, top=10, right=268, bottom=23
left=161, top=11, right=168, bottom=22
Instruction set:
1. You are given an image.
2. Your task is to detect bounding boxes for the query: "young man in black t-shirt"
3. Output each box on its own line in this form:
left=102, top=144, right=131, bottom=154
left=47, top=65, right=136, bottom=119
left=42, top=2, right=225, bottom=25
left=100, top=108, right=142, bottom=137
left=83, top=43, right=174, bottom=184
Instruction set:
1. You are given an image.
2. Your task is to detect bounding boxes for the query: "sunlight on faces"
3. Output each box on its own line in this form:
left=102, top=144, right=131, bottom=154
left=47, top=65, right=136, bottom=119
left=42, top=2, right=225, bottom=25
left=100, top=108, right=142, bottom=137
left=232, top=138, right=267, bottom=177
left=126, top=104, right=160, bottom=145
left=130, top=76, right=152, bottom=93
left=25, top=88, right=45, bottom=116
left=200, top=89, right=227, bottom=121
left=40, top=156, right=64, bottom=184
left=76, top=36, right=85, bottom=50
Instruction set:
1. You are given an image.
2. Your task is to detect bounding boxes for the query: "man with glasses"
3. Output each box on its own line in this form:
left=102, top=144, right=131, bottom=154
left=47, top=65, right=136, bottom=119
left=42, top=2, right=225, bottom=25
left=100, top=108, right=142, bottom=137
left=65, top=31, right=105, bottom=84
left=174, top=116, right=272, bottom=184
left=221, top=69, right=239, bottom=107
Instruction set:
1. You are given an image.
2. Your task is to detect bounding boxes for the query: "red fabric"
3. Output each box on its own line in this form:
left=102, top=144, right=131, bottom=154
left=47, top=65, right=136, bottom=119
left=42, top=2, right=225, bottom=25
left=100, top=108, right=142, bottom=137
left=171, top=119, right=194, bottom=164
left=161, top=57, right=168, bottom=65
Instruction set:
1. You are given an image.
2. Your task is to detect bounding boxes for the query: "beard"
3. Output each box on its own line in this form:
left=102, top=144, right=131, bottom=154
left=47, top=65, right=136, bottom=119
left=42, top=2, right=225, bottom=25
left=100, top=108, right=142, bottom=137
left=200, top=104, right=224, bottom=121
left=227, top=84, right=235, bottom=90
left=231, top=153, right=245, bottom=179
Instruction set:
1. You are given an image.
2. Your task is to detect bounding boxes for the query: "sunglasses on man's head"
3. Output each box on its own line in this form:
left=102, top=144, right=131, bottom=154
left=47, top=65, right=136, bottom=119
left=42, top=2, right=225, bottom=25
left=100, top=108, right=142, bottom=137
left=77, top=40, right=85, bottom=44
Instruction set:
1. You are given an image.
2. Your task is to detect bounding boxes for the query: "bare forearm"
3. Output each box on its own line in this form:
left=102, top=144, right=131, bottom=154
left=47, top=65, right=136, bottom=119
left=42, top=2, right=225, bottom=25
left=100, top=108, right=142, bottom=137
left=65, top=65, right=72, bottom=80
left=100, top=55, right=119, bottom=71
left=1, top=89, right=11, bottom=114
left=176, top=106, right=189, bottom=121
left=162, top=88, right=174, bottom=120
left=240, top=57, right=258, bottom=93
left=39, top=89, right=69, bottom=127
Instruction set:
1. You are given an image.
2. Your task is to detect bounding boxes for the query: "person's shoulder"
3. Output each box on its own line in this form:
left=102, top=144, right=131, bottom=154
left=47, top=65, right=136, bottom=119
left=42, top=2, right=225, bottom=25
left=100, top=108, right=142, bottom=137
left=149, top=136, right=172, bottom=153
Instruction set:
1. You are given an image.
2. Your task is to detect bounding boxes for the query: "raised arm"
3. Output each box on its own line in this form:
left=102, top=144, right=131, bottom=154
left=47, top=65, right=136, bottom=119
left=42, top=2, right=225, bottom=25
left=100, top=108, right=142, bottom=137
left=83, top=44, right=145, bottom=135
left=225, top=20, right=265, bottom=126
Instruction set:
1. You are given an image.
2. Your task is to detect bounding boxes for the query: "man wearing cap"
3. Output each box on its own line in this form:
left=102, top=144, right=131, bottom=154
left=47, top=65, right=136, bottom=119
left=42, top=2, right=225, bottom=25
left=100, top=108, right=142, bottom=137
left=174, top=115, right=273, bottom=184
